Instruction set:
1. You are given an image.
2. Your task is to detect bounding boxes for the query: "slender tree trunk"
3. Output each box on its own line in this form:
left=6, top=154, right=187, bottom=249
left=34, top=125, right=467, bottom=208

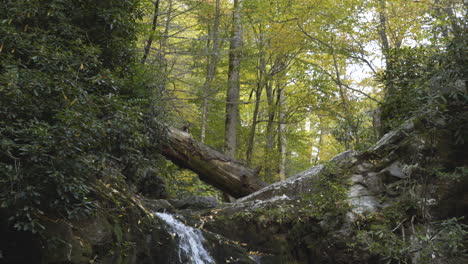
left=277, top=84, right=287, bottom=180
left=200, top=0, right=221, bottom=143
left=246, top=30, right=266, bottom=166
left=224, top=0, right=243, bottom=158
left=246, top=83, right=263, bottom=166
left=332, top=53, right=352, bottom=150
left=141, top=0, right=160, bottom=64
left=313, top=117, right=324, bottom=165
left=159, top=0, right=173, bottom=72
left=264, top=81, right=276, bottom=179
left=378, top=0, right=390, bottom=64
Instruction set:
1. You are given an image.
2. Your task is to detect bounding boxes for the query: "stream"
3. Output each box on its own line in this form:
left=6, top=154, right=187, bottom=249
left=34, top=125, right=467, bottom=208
left=155, top=212, right=215, bottom=264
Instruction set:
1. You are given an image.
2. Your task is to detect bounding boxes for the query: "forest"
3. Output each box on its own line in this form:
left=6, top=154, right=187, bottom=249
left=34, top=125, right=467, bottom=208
left=0, top=0, right=467, bottom=263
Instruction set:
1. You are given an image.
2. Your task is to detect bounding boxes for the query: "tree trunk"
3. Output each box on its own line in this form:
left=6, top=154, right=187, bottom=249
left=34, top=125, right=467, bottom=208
left=224, top=0, right=243, bottom=158
left=332, top=52, right=355, bottom=150
left=277, top=85, right=287, bottom=180
left=312, top=117, right=324, bottom=165
left=246, top=83, right=262, bottom=166
left=200, top=0, right=221, bottom=143
left=246, top=29, right=266, bottom=166
left=141, top=0, right=160, bottom=64
left=162, top=127, right=267, bottom=198
left=159, top=0, right=173, bottom=72
left=264, top=81, right=276, bottom=179
left=378, top=0, right=390, bottom=63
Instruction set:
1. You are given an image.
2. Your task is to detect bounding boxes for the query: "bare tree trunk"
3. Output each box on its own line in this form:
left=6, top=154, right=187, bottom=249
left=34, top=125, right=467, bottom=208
left=200, top=0, right=221, bottom=143
left=246, top=29, right=266, bottom=166
left=159, top=0, right=173, bottom=72
left=313, top=117, right=324, bottom=165
left=162, top=127, right=266, bottom=198
left=224, top=0, right=243, bottom=158
left=277, top=85, right=287, bottom=180
left=141, top=0, right=160, bottom=64
left=378, top=0, right=390, bottom=64
left=264, top=81, right=276, bottom=179
left=246, top=83, right=262, bottom=166
left=332, top=53, right=352, bottom=150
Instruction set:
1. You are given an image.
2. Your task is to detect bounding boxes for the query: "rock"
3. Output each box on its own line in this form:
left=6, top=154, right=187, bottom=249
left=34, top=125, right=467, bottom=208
left=369, top=119, right=414, bottom=156
left=138, top=168, right=168, bottom=199
left=143, top=198, right=174, bottom=212
left=364, top=172, right=385, bottom=194
left=371, top=130, right=402, bottom=154
left=378, top=161, right=408, bottom=184
left=237, top=164, right=326, bottom=203
left=41, top=220, right=93, bottom=264
left=347, top=184, right=380, bottom=216
left=384, top=161, right=407, bottom=179
left=204, top=232, right=256, bottom=264
left=356, top=162, right=373, bottom=173
left=350, top=174, right=365, bottom=185
left=330, top=150, right=358, bottom=167
left=74, top=214, right=113, bottom=245
left=169, top=195, right=219, bottom=210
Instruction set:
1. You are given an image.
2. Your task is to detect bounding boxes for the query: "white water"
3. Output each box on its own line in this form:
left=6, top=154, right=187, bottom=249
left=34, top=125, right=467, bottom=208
left=155, top=212, right=215, bottom=264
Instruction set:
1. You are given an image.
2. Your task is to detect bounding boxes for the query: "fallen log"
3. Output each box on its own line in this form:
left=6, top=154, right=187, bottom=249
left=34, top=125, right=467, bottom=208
left=161, top=127, right=267, bottom=198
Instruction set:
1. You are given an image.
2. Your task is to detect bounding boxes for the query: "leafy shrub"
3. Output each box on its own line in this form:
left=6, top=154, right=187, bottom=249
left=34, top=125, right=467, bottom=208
left=0, top=0, right=166, bottom=235
left=379, top=30, right=467, bottom=137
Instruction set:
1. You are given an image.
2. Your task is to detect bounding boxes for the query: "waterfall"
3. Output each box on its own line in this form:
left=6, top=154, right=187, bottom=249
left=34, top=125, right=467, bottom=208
left=155, top=212, right=215, bottom=264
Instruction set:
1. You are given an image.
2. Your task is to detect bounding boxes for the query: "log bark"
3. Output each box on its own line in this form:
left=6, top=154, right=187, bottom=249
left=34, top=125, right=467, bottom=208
left=162, top=127, right=267, bottom=198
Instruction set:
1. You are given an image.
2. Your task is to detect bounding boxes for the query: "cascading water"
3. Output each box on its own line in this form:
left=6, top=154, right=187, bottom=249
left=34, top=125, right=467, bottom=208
left=155, top=212, right=215, bottom=264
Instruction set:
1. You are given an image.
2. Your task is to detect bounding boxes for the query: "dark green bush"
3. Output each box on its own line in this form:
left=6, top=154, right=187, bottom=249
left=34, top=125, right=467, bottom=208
left=379, top=31, right=467, bottom=137
left=0, top=0, right=166, bottom=234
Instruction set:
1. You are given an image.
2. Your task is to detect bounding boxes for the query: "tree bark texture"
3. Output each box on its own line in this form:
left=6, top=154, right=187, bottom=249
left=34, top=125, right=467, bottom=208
left=224, top=0, right=243, bottom=158
left=162, top=127, right=267, bottom=198
left=246, top=30, right=266, bottom=166
left=277, top=85, right=287, bottom=180
left=200, top=0, right=221, bottom=143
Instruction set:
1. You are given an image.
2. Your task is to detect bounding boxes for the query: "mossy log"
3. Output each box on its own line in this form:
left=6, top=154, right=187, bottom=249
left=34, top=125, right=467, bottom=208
left=162, top=127, right=267, bottom=198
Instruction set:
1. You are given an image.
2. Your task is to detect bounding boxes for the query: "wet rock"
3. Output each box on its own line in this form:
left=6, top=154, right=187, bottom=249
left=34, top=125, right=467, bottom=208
left=143, top=198, right=174, bottom=212
left=170, top=195, right=219, bottom=210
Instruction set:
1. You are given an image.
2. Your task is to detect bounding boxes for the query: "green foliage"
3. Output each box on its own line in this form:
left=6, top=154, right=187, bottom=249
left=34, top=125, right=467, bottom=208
left=354, top=214, right=468, bottom=264
left=227, top=162, right=351, bottom=226
left=0, top=0, right=166, bottom=235
left=351, top=171, right=468, bottom=263
left=435, top=167, right=468, bottom=183
left=302, top=164, right=351, bottom=220
left=331, top=110, right=377, bottom=151
left=162, top=163, right=222, bottom=199
left=379, top=30, right=468, bottom=137
left=379, top=47, right=436, bottom=132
